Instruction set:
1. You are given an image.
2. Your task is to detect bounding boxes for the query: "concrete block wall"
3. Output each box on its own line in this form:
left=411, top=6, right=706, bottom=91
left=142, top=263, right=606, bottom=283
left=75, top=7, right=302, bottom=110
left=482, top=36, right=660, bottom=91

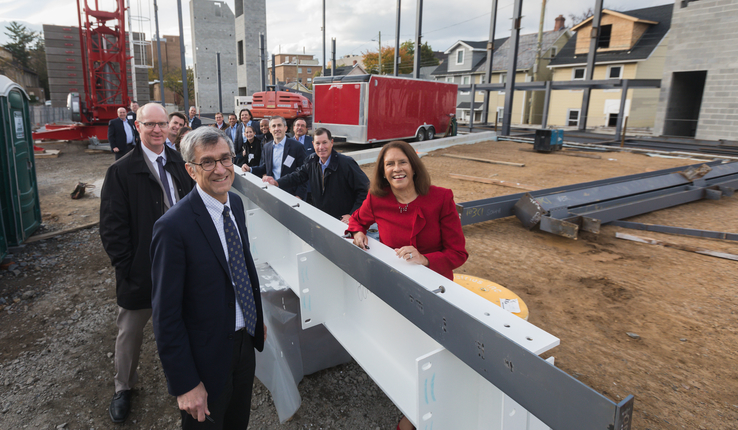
left=43, top=25, right=149, bottom=109
left=235, top=0, right=267, bottom=95
left=190, top=0, right=238, bottom=114
left=653, top=0, right=738, bottom=140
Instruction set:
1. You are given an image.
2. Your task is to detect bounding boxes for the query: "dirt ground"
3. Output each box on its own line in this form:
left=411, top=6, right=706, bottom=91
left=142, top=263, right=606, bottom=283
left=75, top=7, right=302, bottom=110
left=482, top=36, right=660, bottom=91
left=1, top=138, right=737, bottom=429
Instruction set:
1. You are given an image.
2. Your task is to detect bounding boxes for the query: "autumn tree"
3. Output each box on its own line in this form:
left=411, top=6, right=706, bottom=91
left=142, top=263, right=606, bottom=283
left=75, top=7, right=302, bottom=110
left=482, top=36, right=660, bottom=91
left=363, top=46, right=413, bottom=75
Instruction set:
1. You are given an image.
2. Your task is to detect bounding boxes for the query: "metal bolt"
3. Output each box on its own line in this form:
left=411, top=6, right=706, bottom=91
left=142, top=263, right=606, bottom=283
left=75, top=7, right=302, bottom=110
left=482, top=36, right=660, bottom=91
left=431, top=286, right=445, bottom=294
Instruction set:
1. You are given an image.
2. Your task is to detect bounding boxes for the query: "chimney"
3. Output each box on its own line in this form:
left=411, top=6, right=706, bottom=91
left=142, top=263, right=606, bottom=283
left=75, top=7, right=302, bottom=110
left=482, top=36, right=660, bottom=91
left=353, top=60, right=357, bottom=66
left=554, top=15, right=565, bottom=31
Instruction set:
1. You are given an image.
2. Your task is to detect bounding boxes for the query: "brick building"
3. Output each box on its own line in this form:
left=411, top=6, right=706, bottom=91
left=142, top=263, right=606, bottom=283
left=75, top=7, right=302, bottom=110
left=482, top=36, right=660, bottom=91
left=268, top=54, right=320, bottom=86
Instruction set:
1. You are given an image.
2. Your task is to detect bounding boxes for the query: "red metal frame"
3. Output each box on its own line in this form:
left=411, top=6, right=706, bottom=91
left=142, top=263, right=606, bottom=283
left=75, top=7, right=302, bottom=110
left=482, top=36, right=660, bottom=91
left=77, top=0, right=130, bottom=123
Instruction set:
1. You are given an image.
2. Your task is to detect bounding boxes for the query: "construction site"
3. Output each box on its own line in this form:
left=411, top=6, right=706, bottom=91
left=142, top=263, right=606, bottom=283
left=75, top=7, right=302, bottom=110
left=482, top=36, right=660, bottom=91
left=1, top=0, right=738, bottom=428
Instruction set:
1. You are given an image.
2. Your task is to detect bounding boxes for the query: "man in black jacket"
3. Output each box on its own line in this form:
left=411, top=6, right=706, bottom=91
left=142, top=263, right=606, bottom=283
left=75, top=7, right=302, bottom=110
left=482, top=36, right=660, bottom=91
left=188, top=106, right=202, bottom=129
left=100, top=103, right=195, bottom=423
left=108, top=107, right=138, bottom=160
left=263, top=127, right=369, bottom=222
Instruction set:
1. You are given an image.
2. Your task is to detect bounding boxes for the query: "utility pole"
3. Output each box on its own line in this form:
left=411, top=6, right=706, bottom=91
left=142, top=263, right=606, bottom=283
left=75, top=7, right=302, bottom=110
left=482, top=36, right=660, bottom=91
left=413, top=0, right=423, bottom=79
left=322, top=0, right=326, bottom=75
left=216, top=52, right=222, bottom=112
left=529, top=0, right=547, bottom=125
left=153, top=0, right=165, bottom=105
left=394, top=0, right=401, bottom=76
left=126, top=0, right=137, bottom=102
left=331, top=38, right=336, bottom=77
left=378, top=31, right=382, bottom=75
left=481, top=0, right=499, bottom=124
left=177, top=0, right=188, bottom=111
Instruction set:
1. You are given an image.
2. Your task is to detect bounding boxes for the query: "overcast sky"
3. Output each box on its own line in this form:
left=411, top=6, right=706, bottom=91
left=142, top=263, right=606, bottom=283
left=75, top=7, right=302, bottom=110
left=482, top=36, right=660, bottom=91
left=1, top=0, right=673, bottom=66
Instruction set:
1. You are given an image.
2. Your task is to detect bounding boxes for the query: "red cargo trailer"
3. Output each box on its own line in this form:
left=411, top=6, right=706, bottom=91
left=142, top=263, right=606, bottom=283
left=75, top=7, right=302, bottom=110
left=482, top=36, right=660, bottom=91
left=313, top=75, right=457, bottom=144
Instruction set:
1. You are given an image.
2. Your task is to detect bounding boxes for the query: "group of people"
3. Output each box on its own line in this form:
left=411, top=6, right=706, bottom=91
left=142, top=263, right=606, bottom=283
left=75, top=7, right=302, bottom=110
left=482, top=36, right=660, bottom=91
left=100, top=101, right=468, bottom=430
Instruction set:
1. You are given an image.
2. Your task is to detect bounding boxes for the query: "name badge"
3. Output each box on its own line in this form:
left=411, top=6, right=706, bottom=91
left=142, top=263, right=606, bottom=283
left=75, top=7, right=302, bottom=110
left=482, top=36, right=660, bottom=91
left=284, top=155, right=295, bottom=168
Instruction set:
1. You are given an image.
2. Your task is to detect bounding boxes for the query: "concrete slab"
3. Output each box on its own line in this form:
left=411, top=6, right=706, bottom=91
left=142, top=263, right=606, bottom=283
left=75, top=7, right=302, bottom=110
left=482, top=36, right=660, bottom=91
left=345, top=132, right=498, bottom=165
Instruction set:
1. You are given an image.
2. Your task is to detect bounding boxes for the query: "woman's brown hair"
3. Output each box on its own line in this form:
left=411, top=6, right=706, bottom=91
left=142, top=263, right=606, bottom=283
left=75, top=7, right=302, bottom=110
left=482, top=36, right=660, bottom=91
left=173, top=126, right=192, bottom=152
left=369, top=140, right=431, bottom=197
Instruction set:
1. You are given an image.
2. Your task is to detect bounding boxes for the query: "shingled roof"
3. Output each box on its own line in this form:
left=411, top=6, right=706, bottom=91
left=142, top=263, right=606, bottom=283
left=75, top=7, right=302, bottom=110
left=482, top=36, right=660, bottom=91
left=548, top=4, right=672, bottom=67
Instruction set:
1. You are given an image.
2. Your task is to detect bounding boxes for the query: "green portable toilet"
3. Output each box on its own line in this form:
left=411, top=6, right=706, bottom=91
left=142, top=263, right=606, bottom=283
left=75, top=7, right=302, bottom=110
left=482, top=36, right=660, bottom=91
left=0, top=75, right=41, bottom=246
left=0, top=209, right=7, bottom=261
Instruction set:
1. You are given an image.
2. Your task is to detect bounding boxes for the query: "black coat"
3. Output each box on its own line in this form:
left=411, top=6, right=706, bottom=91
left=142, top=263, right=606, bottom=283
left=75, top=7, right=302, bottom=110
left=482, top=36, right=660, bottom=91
left=107, top=117, right=138, bottom=153
left=251, top=137, right=308, bottom=199
left=99, top=144, right=195, bottom=310
left=189, top=116, right=202, bottom=129
left=277, top=150, right=369, bottom=219
left=238, top=135, right=262, bottom=168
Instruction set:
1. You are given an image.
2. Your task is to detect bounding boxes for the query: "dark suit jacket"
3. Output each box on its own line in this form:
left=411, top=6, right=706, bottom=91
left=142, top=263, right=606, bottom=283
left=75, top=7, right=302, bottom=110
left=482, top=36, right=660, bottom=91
left=100, top=143, right=194, bottom=309
left=250, top=137, right=308, bottom=199
left=151, top=190, right=265, bottom=399
left=189, top=116, right=202, bottom=129
left=296, top=135, right=314, bottom=156
left=107, top=117, right=138, bottom=153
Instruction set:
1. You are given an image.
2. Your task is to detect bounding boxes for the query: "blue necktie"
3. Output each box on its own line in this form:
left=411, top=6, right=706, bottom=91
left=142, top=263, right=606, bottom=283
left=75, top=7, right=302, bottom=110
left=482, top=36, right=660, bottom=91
left=156, top=156, right=175, bottom=207
left=223, top=206, right=257, bottom=335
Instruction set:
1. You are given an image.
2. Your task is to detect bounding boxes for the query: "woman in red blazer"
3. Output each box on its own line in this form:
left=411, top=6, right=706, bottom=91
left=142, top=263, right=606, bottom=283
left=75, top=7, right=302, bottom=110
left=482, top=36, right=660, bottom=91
left=347, top=140, right=467, bottom=430
left=347, top=140, right=468, bottom=280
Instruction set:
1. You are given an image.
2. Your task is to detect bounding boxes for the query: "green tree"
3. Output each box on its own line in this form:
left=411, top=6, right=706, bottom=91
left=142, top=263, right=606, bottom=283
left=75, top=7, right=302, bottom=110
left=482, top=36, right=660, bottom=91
left=3, top=22, right=37, bottom=69
left=363, top=46, right=413, bottom=75
left=401, top=40, right=439, bottom=68
left=29, top=38, right=49, bottom=101
left=163, top=67, right=194, bottom=107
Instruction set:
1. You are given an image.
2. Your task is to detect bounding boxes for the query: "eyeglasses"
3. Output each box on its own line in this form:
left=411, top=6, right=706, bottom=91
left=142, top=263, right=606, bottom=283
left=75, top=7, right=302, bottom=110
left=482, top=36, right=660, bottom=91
left=139, top=122, right=169, bottom=129
left=190, top=156, right=234, bottom=171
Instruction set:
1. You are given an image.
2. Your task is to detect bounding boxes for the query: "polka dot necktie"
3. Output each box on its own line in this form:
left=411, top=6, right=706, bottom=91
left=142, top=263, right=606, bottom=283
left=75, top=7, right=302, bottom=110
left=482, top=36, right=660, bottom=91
left=223, top=206, right=257, bottom=336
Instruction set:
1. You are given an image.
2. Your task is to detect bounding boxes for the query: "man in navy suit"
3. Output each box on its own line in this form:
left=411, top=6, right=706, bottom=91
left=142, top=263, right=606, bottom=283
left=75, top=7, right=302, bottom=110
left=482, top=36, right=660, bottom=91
left=151, top=126, right=265, bottom=428
left=243, top=116, right=307, bottom=199
left=188, top=106, right=202, bottom=129
left=291, top=118, right=314, bottom=202
left=108, top=107, right=138, bottom=160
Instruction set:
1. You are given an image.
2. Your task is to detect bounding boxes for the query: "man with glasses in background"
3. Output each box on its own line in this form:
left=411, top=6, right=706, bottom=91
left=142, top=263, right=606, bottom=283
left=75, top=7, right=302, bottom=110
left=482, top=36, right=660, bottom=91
left=100, top=103, right=194, bottom=423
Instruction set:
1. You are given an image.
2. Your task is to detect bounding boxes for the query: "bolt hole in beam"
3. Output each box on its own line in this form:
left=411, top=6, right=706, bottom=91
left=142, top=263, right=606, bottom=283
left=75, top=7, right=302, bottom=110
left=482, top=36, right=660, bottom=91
left=504, top=324, right=511, bottom=328
left=422, top=362, right=432, bottom=371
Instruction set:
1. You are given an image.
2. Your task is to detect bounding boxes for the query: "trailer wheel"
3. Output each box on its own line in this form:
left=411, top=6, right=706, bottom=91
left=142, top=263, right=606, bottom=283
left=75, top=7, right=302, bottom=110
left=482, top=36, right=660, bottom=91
left=416, top=128, right=427, bottom=142
left=426, top=126, right=435, bottom=140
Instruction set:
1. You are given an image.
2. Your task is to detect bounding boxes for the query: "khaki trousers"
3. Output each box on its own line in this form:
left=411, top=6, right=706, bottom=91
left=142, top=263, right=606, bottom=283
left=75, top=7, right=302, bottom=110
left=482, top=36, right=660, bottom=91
left=114, top=307, right=152, bottom=392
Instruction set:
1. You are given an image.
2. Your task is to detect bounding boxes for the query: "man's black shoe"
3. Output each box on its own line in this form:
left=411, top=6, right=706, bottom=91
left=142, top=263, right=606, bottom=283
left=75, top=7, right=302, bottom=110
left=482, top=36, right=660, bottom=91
left=109, top=390, right=131, bottom=423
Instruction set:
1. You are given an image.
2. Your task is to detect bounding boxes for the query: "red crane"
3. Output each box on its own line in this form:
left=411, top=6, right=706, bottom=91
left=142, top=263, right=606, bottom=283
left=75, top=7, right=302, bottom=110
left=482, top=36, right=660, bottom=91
left=33, top=0, right=130, bottom=142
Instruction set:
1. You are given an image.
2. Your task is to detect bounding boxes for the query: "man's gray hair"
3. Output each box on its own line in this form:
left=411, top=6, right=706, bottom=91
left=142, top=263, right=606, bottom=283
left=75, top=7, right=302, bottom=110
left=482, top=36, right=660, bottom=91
left=269, top=116, right=287, bottom=127
left=180, top=126, right=234, bottom=163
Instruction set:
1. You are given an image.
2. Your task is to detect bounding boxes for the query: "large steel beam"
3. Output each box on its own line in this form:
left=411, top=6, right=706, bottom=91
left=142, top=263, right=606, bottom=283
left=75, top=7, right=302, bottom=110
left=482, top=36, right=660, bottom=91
left=578, top=0, right=604, bottom=131
left=501, top=0, right=524, bottom=136
left=481, top=0, right=499, bottom=125
left=231, top=170, right=634, bottom=430
left=456, top=161, right=723, bottom=225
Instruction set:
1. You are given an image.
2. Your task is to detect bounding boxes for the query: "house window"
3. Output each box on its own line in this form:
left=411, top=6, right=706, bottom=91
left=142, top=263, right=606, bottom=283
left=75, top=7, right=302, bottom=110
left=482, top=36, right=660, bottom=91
left=298, top=67, right=302, bottom=74
left=567, top=109, right=581, bottom=126
left=460, top=76, right=471, bottom=94
left=598, top=25, right=612, bottom=49
left=214, top=3, right=222, bottom=17
left=549, top=46, right=558, bottom=58
left=496, top=107, right=504, bottom=122
left=498, top=73, right=507, bottom=94
left=299, top=78, right=303, bottom=83
left=446, top=77, right=454, bottom=83
left=572, top=68, right=586, bottom=80
left=307, top=68, right=312, bottom=74
left=456, top=49, right=464, bottom=65
left=308, top=78, right=312, bottom=82
left=608, top=65, right=623, bottom=79
left=238, top=41, right=244, bottom=65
